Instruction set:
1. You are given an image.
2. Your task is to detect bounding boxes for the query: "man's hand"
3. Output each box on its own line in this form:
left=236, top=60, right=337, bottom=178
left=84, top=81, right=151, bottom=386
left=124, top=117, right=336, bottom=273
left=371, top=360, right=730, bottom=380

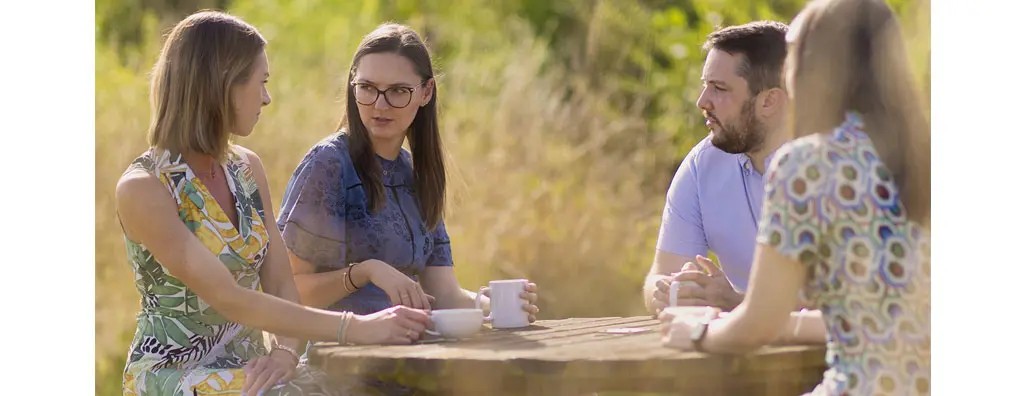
left=671, top=255, right=743, bottom=311
left=651, top=262, right=709, bottom=315
left=650, top=256, right=743, bottom=314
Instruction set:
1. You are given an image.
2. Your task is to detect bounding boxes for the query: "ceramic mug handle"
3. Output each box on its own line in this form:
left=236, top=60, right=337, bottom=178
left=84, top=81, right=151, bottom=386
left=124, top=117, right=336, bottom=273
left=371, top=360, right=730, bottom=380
left=475, top=286, right=493, bottom=322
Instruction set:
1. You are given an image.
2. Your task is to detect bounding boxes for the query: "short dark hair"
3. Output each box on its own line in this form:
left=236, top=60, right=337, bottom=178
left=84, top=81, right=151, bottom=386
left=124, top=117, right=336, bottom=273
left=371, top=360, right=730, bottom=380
left=703, top=21, right=788, bottom=95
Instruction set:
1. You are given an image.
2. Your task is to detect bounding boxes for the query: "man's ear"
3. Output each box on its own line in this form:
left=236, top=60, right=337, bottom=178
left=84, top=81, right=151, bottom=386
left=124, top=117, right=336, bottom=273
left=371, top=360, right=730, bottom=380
left=758, top=87, right=788, bottom=118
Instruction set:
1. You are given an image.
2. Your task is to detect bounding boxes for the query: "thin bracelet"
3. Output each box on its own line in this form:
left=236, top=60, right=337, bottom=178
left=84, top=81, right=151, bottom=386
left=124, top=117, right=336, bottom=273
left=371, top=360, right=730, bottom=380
left=341, top=312, right=354, bottom=345
left=339, top=313, right=352, bottom=343
left=337, top=312, right=355, bottom=345
left=271, top=344, right=300, bottom=366
left=792, top=308, right=809, bottom=339
left=346, top=262, right=361, bottom=291
left=342, top=268, right=354, bottom=293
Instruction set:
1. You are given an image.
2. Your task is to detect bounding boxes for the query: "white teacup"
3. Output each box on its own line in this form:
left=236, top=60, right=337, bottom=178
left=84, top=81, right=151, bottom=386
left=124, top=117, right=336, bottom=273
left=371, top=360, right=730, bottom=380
left=425, top=309, right=484, bottom=339
left=475, top=279, right=530, bottom=329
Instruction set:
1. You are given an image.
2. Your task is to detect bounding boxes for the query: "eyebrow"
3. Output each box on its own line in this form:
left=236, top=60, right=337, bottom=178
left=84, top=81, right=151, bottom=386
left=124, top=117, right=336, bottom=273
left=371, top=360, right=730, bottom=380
left=353, top=79, right=417, bottom=88
left=702, top=78, right=729, bottom=87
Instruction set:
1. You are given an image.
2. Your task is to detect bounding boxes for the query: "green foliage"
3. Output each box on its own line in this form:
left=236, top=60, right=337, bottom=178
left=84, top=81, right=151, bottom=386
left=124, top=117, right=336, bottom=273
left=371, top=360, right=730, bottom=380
left=96, top=1, right=929, bottom=393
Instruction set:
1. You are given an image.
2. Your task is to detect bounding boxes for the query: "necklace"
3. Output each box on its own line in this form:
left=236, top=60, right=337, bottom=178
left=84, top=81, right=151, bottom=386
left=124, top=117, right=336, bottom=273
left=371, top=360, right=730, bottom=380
left=191, top=156, right=216, bottom=180
left=207, top=161, right=217, bottom=180
left=381, top=158, right=397, bottom=177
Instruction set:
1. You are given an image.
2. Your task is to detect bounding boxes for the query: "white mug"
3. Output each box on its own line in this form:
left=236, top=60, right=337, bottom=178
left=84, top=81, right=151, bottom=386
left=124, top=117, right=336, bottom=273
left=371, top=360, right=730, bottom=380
left=669, top=280, right=701, bottom=307
left=424, top=309, right=484, bottom=339
left=475, top=279, right=530, bottom=329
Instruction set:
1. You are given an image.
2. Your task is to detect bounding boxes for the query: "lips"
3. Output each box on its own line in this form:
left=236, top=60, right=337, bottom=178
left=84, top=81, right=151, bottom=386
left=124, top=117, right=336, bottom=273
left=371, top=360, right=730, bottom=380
left=370, top=116, right=394, bottom=127
left=703, top=112, right=719, bottom=129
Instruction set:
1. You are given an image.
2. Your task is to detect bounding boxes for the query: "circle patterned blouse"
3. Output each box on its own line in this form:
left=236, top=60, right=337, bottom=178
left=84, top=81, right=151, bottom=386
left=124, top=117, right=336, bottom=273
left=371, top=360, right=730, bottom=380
left=757, top=112, right=930, bottom=395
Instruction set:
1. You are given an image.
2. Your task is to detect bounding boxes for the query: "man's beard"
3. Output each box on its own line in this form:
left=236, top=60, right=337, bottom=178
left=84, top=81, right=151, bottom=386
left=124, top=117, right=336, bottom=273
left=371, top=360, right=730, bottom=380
left=709, top=98, right=766, bottom=154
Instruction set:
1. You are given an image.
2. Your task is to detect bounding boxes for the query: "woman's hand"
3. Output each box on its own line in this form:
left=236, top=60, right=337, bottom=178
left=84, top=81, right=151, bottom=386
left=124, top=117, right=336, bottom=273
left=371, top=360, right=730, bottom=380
left=360, top=259, right=434, bottom=309
left=658, top=306, right=721, bottom=351
left=482, top=281, right=541, bottom=322
left=241, top=349, right=298, bottom=395
left=521, top=282, right=540, bottom=322
left=346, top=305, right=432, bottom=345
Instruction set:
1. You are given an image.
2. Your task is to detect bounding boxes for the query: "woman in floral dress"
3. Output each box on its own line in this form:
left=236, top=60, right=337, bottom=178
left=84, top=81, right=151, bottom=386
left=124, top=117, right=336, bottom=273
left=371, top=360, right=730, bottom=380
left=659, top=0, right=931, bottom=394
left=116, top=11, right=432, bottom=396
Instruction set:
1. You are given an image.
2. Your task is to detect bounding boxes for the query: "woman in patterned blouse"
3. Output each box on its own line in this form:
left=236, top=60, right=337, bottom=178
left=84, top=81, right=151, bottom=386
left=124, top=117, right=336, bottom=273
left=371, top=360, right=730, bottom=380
left=277, top=24, right=540, bottom=322
left=659, top=0, right=930, bottom=394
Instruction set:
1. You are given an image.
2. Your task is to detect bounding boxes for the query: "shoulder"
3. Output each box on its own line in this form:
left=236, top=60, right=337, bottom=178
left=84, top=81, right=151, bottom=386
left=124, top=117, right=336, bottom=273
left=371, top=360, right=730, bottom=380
left=116, top=157, right=171, bottom=215
left=673, top=135, right=737, bottom=182
left=229, top=144, right=270, bottom=186
left=682, top=135, right=737, bottom=169
left=305, top=132, right=351, bottom=164
left=775, top=132, right=831, bottom=167
left=230, top=144, right=263, bottom=170
left=288, top=132, right=357, bottom=187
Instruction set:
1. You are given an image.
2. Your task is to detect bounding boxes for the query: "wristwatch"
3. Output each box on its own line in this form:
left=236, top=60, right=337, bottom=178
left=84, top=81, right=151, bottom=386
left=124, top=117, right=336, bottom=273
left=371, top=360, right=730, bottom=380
left=689, top=308, right=717, bottom=353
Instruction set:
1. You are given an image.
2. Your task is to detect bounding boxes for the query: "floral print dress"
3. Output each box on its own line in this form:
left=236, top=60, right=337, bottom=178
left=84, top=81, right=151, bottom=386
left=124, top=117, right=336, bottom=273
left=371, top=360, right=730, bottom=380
left=758, top=112, right=930, bottom=395
left=120, top=146, right=340, bottom=396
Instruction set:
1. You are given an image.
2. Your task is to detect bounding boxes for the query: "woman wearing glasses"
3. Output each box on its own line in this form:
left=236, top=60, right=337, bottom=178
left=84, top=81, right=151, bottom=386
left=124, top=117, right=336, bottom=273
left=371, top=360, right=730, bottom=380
left=277, top=24, right=540, bottom=324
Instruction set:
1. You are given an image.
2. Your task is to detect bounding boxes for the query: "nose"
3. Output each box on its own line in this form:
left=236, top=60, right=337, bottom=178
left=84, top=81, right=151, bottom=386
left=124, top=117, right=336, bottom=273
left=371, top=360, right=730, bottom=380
left=262, top=86, right=272, bottom=106
left=373, top=93, right=391, bottom=110
left=696, top=87, right=712, bottom=113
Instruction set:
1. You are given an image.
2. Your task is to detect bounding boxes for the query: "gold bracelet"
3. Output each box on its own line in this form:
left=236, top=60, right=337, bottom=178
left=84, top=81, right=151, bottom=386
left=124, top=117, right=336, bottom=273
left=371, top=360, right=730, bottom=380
left=342, top=268, right=354, bottom=293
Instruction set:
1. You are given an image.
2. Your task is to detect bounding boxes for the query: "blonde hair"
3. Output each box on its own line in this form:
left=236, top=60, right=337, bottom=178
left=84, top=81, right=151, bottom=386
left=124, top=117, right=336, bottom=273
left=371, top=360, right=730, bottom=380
left=787, top=0, right=930, bottom=224
left=148, top=10, right=266, bottom=160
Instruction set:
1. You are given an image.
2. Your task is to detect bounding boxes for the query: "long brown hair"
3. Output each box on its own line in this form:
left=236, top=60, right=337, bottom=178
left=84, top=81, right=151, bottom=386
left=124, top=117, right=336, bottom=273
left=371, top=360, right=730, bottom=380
left=148, top=10, right=266, bottom=160
left=340, top=23, right=446, bottom=230
left=787, top=0, right=930, bottom=225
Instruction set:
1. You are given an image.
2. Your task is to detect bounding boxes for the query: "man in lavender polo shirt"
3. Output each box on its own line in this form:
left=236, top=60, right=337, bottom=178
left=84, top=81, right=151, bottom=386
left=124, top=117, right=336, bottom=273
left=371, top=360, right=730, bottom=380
left=644, top=21, right=791, bottom=314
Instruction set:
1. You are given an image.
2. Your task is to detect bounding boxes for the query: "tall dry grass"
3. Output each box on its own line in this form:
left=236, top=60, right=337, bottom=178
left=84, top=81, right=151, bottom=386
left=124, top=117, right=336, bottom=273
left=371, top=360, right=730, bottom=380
left=96, top=1, right=929, bottom=393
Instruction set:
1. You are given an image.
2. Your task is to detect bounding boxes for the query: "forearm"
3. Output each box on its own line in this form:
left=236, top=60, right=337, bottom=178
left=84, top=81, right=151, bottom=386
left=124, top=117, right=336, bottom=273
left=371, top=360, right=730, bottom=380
left=262, top=269, right=307, bottom=352
left=444, top=288, right=485, bottom=310
left=700, top=305, right=782, bottom=354
left=292, top=268, right=357, bottom=309
left=215, top=285, right=344, bottom=342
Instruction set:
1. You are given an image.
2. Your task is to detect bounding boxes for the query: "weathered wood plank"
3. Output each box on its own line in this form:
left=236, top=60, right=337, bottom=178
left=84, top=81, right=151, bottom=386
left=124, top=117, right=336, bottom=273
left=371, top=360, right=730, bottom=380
left=308, top=317, right=827, bottom=395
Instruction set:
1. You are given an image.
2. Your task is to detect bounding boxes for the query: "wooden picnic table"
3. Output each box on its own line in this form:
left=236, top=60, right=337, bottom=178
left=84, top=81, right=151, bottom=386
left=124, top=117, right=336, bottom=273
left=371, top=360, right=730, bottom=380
left=309, top=316, right=827, bottom=395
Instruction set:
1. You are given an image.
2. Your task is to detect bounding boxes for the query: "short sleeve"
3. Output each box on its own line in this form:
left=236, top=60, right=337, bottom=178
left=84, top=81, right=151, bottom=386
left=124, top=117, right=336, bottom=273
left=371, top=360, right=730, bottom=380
left=756, top=141, right=829, bottom=268
left=655, top=146, right=709, bottom=258
left=277, top=143, right=349, bottom=269
left=425, top=220, right=454, bottom=267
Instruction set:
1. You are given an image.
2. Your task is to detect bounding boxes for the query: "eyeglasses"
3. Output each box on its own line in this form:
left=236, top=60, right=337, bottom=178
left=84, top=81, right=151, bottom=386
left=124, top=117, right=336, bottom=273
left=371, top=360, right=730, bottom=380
left=350, top=81, right=426, bottom=109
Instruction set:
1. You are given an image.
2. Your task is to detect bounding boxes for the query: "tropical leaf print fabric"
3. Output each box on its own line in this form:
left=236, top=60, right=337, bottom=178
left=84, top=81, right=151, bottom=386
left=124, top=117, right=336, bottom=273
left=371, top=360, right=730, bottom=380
left=120, top=147, right=342, bottom=395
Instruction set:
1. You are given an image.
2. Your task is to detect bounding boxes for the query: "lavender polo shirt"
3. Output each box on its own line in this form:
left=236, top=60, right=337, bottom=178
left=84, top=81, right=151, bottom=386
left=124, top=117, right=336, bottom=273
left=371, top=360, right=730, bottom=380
left=655, top=136, right=776, bottom=292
